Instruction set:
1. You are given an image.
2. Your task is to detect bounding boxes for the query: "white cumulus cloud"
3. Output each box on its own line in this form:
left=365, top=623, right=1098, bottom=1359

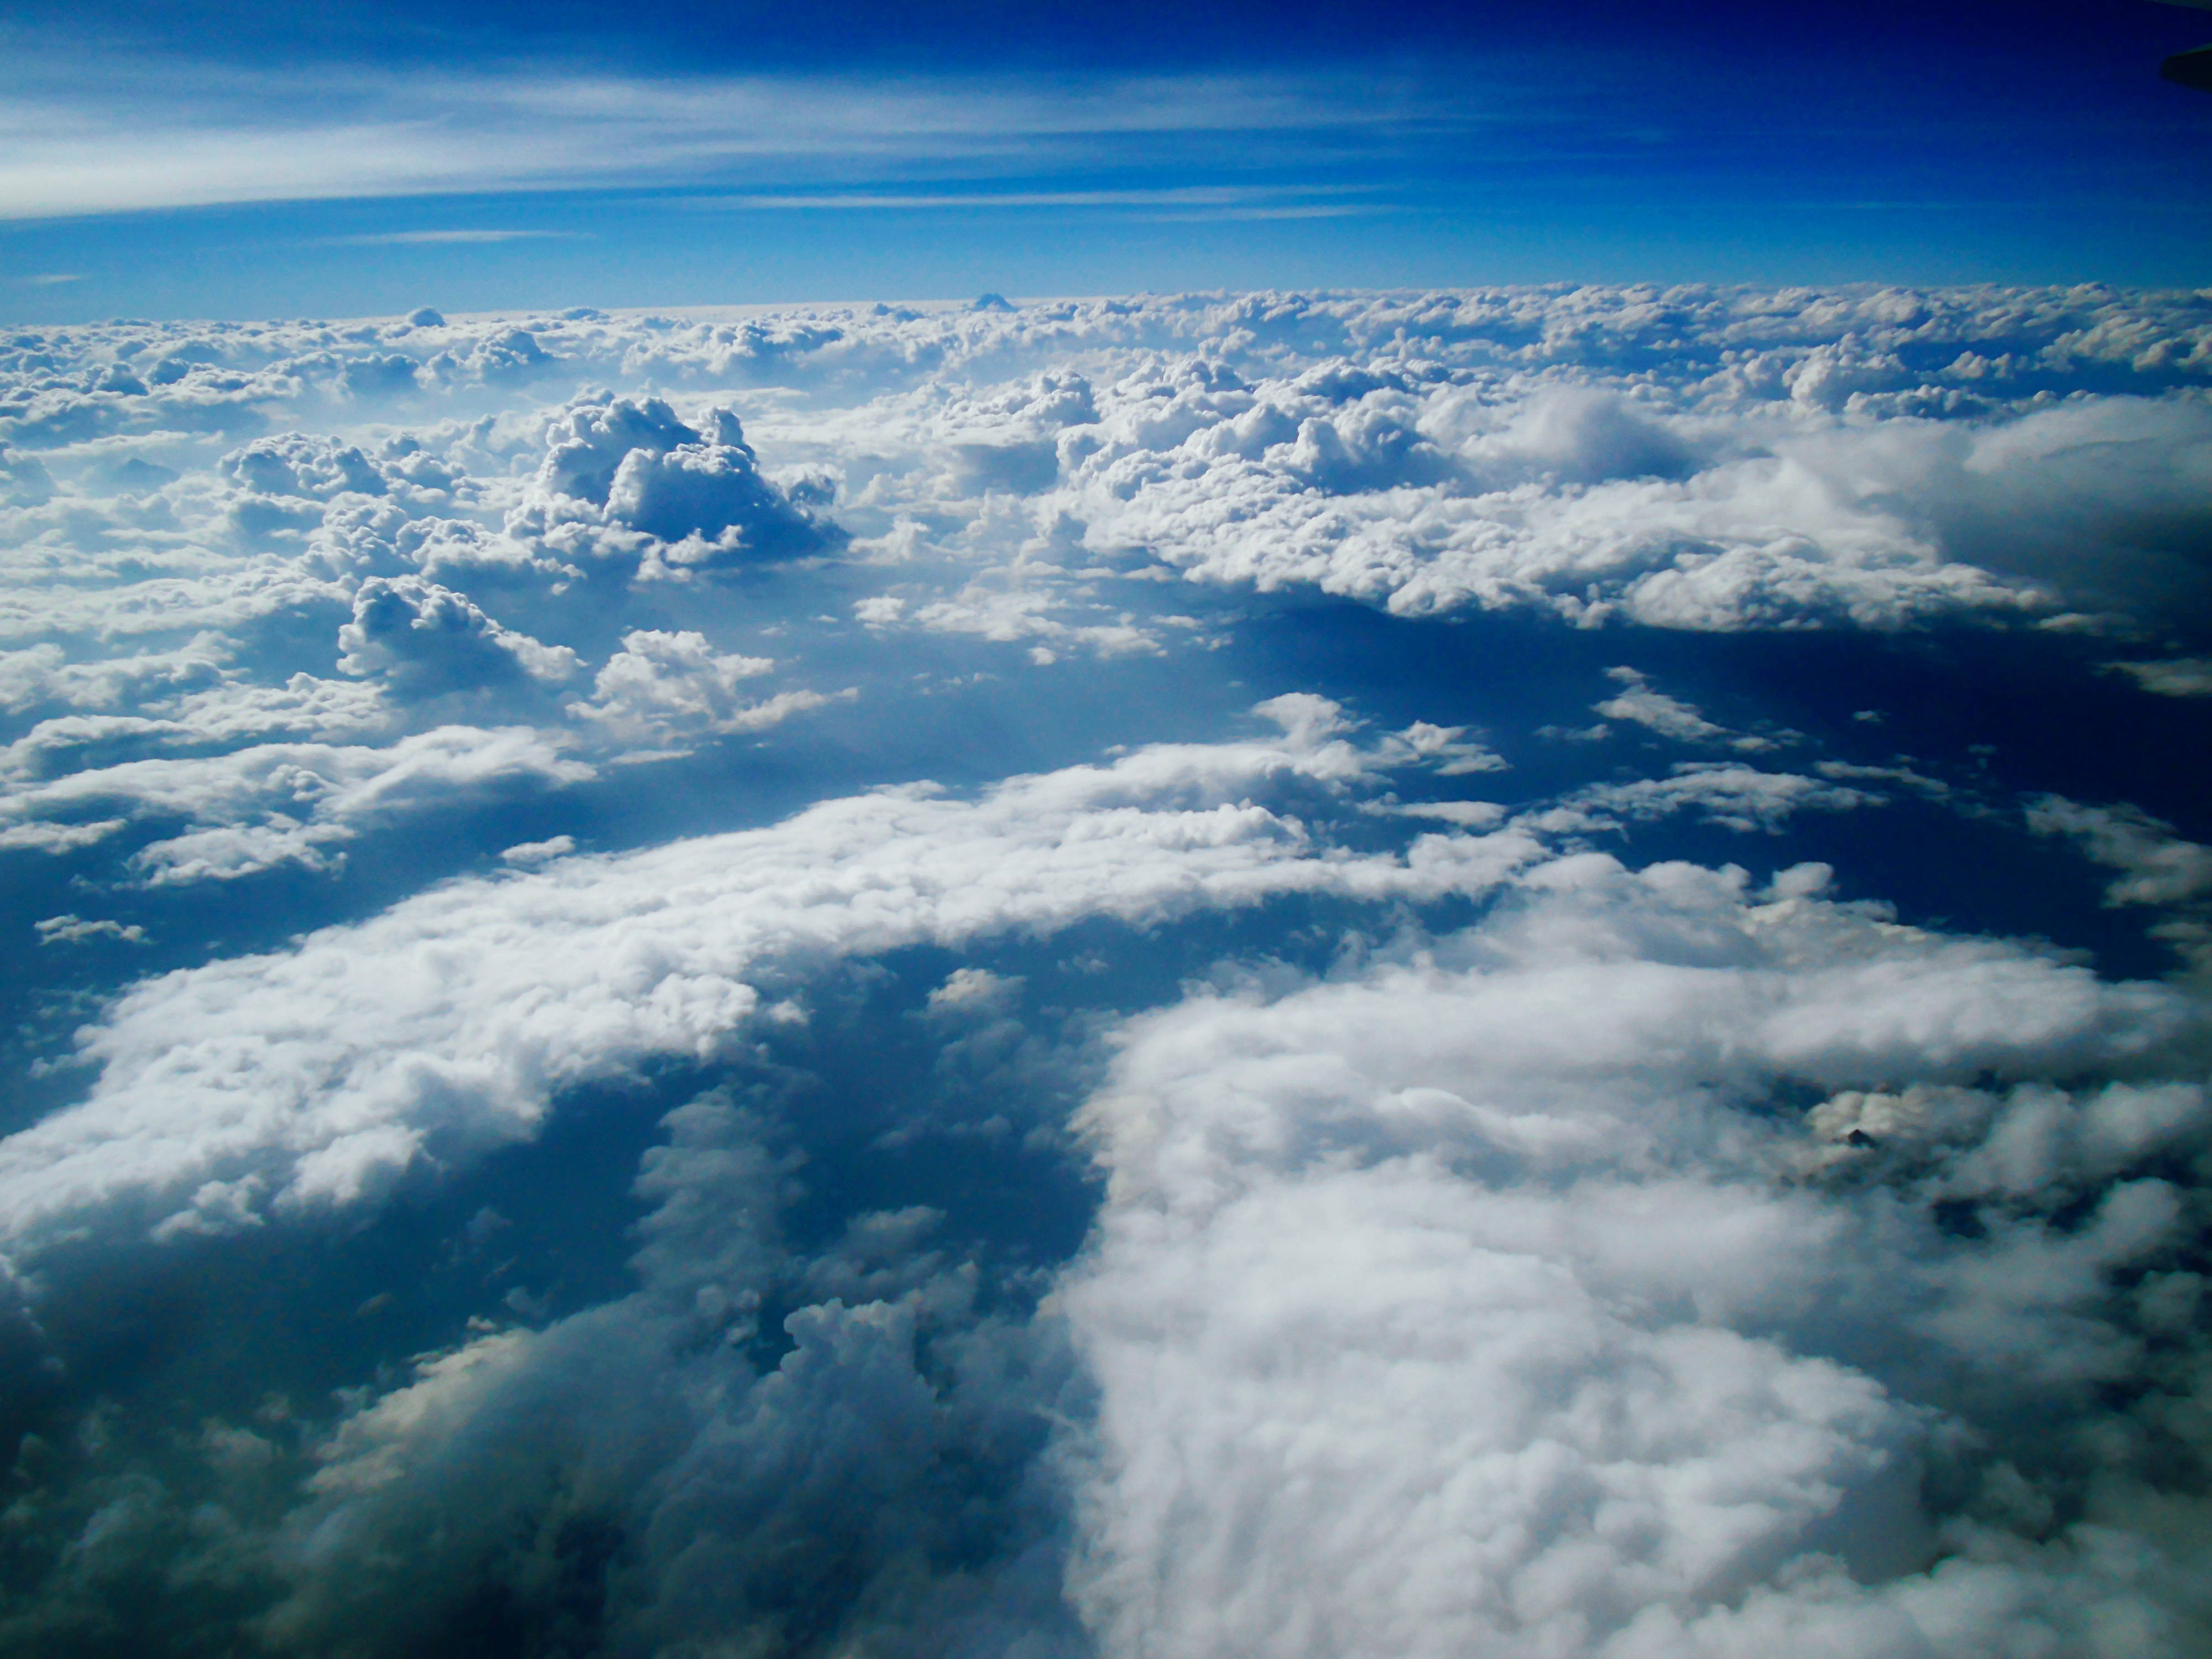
left=1061, top=855, right=2210, bottom=1657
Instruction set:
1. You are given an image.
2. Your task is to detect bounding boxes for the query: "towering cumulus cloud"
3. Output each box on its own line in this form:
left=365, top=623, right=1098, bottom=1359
left=0, top=288, right=2206, bottom=1656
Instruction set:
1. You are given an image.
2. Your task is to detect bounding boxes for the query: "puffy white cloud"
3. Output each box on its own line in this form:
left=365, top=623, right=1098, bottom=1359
left=1068, top=1165, right=1923, bottom=1659
left=3, top=285, right=2207, bottom=749
left=1390, top=799, right=1509, bottom=828
left=0, top=725, right=593, bottom=884
left=569, top=628, right=831, bottom=748
left=0, top=681, right=394, bottom=789
left=927, top=965, right=1027, bottom=1018
left=0, top=705, right=1543, bottom=1242
left=1065, top=400, right=2082, bottom=632
left=2107, top=658, right=2212, bottom=698
left=33, top=914, right=147, bottom=945
left=0, top=559, right=349, bottom=646
left=1592, top=664, right=1732, bottom=742
left=528, top=396, right=705, bottom=510
left=1531, top=763, right=1881, bottom=835
left=1801, top=1077, right=2212, bottom=1204
left=155, top=675, right=392, bottom=743
left=0, top=633, right=230, bottom=716
left=1060, top=855, right=2211, bottom=1658
left=220, top=434, right=387, bottom=502
left=508, top=395, right=840, bottom=576
left=899, top=582, right=1180, bottom=662
left=1463, top=384, right=1703, bottom=487
left=1373, top=718, right=1507, bottom=775
left=336, top=574, right=581, bottom=696
left=1591, top=667, right=1782, bottom=752
left=0, top=816, right=124, bottom=853
left=611, top=441, right=827, bottom=568
left=781, top=290, right=2207, bottom=633
left=2027, top=795, right=2212, bottom=908
left=498, top=832, right=575, bottom=865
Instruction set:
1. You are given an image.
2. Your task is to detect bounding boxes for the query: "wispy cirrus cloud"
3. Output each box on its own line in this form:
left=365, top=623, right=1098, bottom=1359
left=682, top=184, right=1381, bottom=211
left=0, top=56, right=1468, bottom=221
left=319, top=228, right=592, bottom=245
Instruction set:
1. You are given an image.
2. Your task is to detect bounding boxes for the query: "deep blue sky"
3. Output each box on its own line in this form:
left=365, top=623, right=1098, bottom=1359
left=4, top=0, right=2211, bottom=318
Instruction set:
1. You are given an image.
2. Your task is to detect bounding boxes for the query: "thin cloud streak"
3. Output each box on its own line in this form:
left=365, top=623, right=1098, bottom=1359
left=320, top=229, right=592, bottom=244
left=0, top=59, right=1474, bottom=221
left=685, top=184, right=1379, bottom=211
left=1136, top=202, right=1394, bottom=220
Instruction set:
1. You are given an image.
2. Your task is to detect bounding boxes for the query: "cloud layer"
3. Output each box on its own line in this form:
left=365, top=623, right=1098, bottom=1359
left=1063, top=855, right=2210, bottom=1655
left=0, top=701, right=1533, bottom=1239
left=0, top=288, right=2208, bottom=1657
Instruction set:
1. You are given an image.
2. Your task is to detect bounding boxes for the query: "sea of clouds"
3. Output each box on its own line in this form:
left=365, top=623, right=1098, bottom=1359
left=0, top=284, right=2208, bottom=1656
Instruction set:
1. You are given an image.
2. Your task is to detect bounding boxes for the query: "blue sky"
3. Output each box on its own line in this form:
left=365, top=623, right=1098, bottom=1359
left=5, top=0, right=2211, bottom=319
